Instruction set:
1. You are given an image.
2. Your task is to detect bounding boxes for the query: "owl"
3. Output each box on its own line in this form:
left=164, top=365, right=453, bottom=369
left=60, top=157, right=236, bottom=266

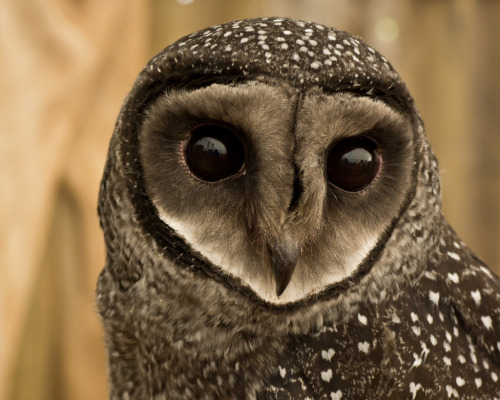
left=97, top=17, right=500, bottom=399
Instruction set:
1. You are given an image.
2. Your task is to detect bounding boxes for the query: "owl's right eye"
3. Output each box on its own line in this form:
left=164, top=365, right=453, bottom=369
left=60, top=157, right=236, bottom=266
left=184, top=123, right=245, bottom=182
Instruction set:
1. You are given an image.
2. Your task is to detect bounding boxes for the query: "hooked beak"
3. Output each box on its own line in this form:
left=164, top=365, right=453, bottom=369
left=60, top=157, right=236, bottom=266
left=268, top=237, right=300, bottom=297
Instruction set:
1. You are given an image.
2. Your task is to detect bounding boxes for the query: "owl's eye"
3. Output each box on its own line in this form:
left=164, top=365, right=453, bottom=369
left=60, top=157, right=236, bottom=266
left=184, top=123, right=245, bottom=182
left=326, top=136, right=380, bottom=192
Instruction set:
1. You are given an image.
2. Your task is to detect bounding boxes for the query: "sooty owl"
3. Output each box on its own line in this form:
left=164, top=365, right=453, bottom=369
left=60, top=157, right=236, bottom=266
left=97, top=18, right=500, bottom=399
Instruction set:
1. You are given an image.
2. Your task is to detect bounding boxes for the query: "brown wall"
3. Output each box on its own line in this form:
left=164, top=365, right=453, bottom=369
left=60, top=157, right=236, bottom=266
left=1, top=1, right=499, bottom=399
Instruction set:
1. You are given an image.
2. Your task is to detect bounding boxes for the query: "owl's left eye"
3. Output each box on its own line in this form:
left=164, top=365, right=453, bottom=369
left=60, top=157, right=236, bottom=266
left=326, top=136, right=381, bottom=192
left=184, top=123, right=245, bottom=182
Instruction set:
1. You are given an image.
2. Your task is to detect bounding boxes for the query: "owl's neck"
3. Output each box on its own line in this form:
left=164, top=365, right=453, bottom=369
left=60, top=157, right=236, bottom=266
left=99, top=268, right=285, bottom=399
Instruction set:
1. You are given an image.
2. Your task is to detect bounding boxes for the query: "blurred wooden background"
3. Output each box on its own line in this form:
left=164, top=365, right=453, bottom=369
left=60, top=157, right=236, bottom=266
left=0, top=1, right=498, bottom=399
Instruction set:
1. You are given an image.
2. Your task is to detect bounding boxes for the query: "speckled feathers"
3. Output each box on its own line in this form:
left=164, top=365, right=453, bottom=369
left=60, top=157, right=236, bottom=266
left=97, top=17, right=500, bottom=399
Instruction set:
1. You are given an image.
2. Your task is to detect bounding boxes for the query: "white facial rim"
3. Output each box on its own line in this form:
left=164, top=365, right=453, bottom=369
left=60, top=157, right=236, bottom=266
left=158, top=211, right=377, bottom=305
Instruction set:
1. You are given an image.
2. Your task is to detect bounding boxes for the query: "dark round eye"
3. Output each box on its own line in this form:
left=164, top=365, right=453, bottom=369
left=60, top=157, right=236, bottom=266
left=326, top=136, right=380, bottom=192
left=184, top=123, right=245, bottom=182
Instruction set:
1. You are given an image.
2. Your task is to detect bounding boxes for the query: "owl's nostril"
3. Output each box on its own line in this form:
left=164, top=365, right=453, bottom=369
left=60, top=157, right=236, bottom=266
left=288, top=165, right=303, bottom=213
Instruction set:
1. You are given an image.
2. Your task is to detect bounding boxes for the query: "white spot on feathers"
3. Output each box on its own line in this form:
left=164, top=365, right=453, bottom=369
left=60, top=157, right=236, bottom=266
left=424, top=271, right=436, bottom=280
left=446, top=385, right=458, bottom=398
left=321, top=369, right=333, bottom=382
left=481, top=315, right=493, bottom=330
left=410, top=382, right=422, bottom=399
left=358, top=313, right=368, bottom=325
left=429, top=291, right=440, bottom=305
left=443, top=341, right=451, bottom=352
left=358, top=341, right=370, bottom=353
left=421, top=342, right=430, bottom=361
left=447, top=272, right=459, bottom=283
left=471, top=290, right=481, bottom=306
left=330, top=390, right=342, bottom=400
left=411, top=353, right=422, bottom=369
left=321, top=348, right=335, bottom=361
left=480, top=266, right=493, bottom=278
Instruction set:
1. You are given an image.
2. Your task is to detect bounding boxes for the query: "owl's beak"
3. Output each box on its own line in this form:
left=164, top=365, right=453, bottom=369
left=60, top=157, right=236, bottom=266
left=269, top=237, right=299, bottom=297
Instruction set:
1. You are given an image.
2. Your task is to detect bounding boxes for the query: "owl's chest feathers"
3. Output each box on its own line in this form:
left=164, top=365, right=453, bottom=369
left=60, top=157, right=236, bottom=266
left=140, top=322, right=285, bottom=399
left=260, top=277, right=500, bottom=400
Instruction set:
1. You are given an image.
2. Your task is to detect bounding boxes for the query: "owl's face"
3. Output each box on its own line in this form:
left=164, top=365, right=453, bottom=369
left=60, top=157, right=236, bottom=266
left=140, top=80, right=415, bottom=305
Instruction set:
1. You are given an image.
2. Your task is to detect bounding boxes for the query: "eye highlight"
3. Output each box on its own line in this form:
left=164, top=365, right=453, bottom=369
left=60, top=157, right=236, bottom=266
left=184, top=123, right=245, bottom=182
left=326, top=136, right=381, bottom=192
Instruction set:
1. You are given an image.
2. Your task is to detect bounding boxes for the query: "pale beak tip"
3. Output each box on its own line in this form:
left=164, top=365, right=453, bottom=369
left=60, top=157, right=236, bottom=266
left=275, top=277, right=289, bottom=297
left=269, top=236, right=300, bottom=298
left=273, top=259, right=298, bottom=297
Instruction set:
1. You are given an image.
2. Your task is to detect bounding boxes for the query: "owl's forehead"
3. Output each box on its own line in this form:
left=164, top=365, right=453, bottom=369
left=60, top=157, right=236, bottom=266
left=145, top=17, right=410, bottom=108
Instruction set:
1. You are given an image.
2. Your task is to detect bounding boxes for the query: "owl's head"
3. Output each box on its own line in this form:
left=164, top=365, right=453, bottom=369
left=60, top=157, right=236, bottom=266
left=99, top=18, right=441, bottom=316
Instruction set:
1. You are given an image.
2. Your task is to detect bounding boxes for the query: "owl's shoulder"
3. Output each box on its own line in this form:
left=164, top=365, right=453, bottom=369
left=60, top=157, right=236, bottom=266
left=418, top=222, right=500, bottom=364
